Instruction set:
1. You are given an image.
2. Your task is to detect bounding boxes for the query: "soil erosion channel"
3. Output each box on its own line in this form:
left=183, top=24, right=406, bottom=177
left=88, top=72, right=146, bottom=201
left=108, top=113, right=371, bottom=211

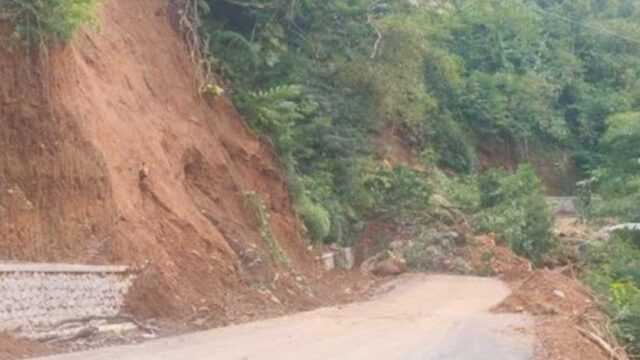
left=35, top=275, right=533, bottom=360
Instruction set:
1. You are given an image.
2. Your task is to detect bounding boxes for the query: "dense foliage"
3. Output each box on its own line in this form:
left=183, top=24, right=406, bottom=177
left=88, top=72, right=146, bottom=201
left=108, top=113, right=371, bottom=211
left=186, top=0, right=640, bottom=246
left=437, top=164, right=555, bottom=263
left=588, top=112, right=640, bottom=221
left=585, top=233, right=640, bottom=354
left=584, top=111, right=640, bottom=356
left=189, top=0, right=438, bottom=245
left=475, top=165, right=554, bottom=262
left=0, top=0, right=100, bottom=45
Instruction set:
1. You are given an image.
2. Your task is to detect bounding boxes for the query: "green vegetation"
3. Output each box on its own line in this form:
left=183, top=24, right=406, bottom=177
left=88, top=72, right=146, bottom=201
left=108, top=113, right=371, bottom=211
left=242, top=191, right=294, bottom=268
left=0, top=0, right=101, bottom=45
left=195, top=1, right=436, bottom=246
left=583, top=91, right=640, bottom=358
left=184, top=0, right=441, bottom=245
left=584, top=233, right=640, bottom=354
left=588, top=112, right=640, bottom=221
left=182, top=0, right=640, bottom=253
left=435, top=164, right=555, bottom=263
left=475, top=165, right=554, bottom=263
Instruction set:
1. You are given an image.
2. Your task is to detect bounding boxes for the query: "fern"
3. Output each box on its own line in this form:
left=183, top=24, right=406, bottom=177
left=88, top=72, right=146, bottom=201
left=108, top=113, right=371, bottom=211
left=245, top=85, right=303, bottom=132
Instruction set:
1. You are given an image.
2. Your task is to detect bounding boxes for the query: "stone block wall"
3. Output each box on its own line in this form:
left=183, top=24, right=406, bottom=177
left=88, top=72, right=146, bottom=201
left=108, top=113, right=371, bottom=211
left=547, top=196, right=577, bottom=216
left=0, top=263, right=133, bottom=332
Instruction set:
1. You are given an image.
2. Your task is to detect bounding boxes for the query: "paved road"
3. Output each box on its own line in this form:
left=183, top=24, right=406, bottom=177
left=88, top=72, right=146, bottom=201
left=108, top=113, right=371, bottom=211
left=36, top=275, right=533, bottom=360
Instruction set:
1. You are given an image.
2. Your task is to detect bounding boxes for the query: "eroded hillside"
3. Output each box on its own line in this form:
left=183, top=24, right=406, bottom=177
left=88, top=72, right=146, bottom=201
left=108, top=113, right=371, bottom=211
left=0, top=0, right=354, bottom=321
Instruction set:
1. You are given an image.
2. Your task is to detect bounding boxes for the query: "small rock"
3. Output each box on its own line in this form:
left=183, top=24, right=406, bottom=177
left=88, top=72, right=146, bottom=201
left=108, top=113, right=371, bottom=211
left=139, top=162, right=150, bottom=181
left=321, top=252, right=336, bottom=271
left=553, top=289, right=565, bottom=299
left=371, top=252, right=407, bottom=277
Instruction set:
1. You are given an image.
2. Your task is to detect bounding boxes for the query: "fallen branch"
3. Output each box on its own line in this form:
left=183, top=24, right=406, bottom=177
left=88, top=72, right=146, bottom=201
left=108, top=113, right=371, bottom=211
left=47, top=315, right=158, bottom=334
left=577, top=326, right=626, bottom=360
left=218, top=0, right=276, bottom=10
left=44, top=326, right=98, bottom=344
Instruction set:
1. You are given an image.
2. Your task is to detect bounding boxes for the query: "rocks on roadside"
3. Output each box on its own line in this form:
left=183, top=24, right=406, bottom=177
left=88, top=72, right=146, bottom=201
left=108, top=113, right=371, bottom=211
left=361, top=251, right=407, bottom=277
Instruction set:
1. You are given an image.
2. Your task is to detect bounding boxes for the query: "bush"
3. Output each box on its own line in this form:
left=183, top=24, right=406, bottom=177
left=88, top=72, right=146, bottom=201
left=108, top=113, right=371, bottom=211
left=366, top=165, right=432, bottom=216
left=295, top=195, right=331, bottom=243
left=431, top=116, right=476, bottom=174
left=589, top=112, right=640, bottom=222
left=442, top=175, right=481, bottom=213
left=584, top=235, right=640, bottom=355
left=475, top=164, right=554, bottom=263
left=0, top=0, right=101, bottom=45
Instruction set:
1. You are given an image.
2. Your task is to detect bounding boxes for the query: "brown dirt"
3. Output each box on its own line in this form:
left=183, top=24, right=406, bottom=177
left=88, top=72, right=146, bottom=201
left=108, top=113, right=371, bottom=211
left=554, top=216, right=611, bottom=242
left=466, top=235, right=532, bottom=281
left=463, top=232, right=629, bottom=360
left=496, top=269, right=629, bottom=360
left=374, top=125, right=414, bottom=167
left=476, top=136, right=576, bottom=195
left=0, top=336, right=54, bottom=360
left=496, top=269, right=595, bottom=316
left=0, top=0, right=369, bottom=327
left=354, top=219, right=398, bottom=265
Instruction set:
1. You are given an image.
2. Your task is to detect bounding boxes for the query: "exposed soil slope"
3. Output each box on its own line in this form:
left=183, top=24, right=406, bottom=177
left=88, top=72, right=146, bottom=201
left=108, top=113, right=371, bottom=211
left=0, top=0, right=347, bottom=321
left=476, top=137, right=576, bottom=195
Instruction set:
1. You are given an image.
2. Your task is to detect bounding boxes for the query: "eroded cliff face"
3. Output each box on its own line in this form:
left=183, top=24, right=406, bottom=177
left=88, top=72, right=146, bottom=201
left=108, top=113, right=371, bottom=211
left=0, top=0, right=325, bottom=320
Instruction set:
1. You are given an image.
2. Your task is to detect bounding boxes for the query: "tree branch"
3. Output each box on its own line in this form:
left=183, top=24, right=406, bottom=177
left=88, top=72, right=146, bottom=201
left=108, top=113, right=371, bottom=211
left=367, top=13, right=382, bottom=59
left=217, top=0, right=276, bottom=10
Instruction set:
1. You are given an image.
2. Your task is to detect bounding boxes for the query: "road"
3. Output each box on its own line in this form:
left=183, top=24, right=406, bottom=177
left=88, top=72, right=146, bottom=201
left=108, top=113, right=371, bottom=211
left=36, top=275, right=533, bottom=360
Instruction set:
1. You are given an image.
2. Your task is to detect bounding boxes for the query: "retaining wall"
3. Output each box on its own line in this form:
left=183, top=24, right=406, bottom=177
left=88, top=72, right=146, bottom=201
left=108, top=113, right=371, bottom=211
left=0, top=263, right=133, bottom=332
left=547, top=196, right=577, bottom=215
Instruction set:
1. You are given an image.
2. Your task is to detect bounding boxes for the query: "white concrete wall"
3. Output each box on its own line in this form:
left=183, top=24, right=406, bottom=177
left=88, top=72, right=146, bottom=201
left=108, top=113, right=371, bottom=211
left=0, top=263, right=133, bottom=332
left=547, top=196, right=577, bottom=215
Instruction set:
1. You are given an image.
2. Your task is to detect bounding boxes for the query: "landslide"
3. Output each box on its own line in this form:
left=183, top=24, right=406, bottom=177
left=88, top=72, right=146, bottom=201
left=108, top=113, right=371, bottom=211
left=0, top=0, right=361, bottom=322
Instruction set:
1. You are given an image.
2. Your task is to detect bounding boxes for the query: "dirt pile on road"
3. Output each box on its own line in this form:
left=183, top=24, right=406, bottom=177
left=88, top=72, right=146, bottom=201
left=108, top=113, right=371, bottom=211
left=497, top=269, right=629, bottom=360
left=496, top=269, right=594, bottom=315
left=465, top=235, right=532, bottom=281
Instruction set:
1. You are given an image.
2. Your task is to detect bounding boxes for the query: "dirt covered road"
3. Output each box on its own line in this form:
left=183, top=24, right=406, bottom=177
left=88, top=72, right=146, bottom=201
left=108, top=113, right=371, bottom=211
left=35, top=275, right=532, bottom=360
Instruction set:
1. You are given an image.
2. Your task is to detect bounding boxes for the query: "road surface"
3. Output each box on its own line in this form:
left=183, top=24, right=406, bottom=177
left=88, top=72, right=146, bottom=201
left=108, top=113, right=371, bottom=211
left=36, top=275, right=533, bottom=360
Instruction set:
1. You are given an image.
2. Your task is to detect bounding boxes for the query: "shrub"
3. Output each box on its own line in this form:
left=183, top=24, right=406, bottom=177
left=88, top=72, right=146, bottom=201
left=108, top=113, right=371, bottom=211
left=366, top=165, right=432, bottom=216
left=430, top=116, right=476, bottom=174
left=442, top=175, right=481, bottom=213
left=584, top=235, right=640, bottom=355
left=475, top=164, right=554, bottom=263
left=590, top=112, right=640, bottom=222
left=0, top=0, right=101, bottom=45
left=242, top=85, right=305, bottom=156
left=295, top=195, right=331, bottom=243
